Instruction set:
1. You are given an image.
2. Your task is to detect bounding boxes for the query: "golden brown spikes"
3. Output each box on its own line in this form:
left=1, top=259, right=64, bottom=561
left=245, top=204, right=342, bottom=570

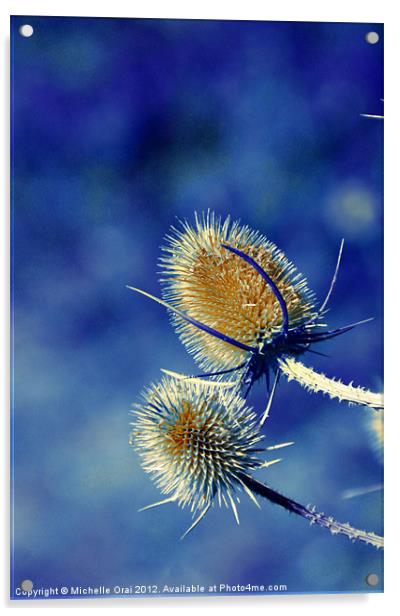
left=160, top=211, right=316, bottom=372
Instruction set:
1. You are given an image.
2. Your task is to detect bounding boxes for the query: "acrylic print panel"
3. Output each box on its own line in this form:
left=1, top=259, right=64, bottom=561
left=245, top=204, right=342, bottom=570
left=10, top=15, right=383, bottom=600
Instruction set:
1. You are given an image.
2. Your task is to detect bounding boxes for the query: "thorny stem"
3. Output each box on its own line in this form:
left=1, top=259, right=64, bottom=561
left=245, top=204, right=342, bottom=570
left=278, top=358, right=383, bottom=411
left=239, top=473, right=383, bottom=549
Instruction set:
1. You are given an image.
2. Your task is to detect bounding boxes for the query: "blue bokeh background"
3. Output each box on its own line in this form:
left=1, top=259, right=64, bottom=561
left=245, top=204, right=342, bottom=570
left=11, top=16, right=383, bottom=598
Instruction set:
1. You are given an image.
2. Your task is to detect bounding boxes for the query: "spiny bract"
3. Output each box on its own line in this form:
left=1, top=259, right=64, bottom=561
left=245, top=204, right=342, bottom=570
left=160, top=211, right=317, bottom=373
left=130, top=377, right=268, bottom=520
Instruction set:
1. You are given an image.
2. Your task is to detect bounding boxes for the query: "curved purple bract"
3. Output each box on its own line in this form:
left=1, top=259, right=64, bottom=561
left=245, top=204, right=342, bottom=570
left=221, top=244, right=289, bottom=336
left=175, top=305, right=257, bottom=353
left=127, top=286, right=257, bottom=354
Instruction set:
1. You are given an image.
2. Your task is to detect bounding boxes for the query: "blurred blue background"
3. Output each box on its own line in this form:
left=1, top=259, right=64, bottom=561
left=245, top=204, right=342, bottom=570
left=11, top=16, right=383, bottom=598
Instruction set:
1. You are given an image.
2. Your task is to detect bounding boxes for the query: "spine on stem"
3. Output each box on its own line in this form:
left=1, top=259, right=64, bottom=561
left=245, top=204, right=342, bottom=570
left=278, top=357, right=383, bottom=411
left=239, top=473, right=383, bottom=549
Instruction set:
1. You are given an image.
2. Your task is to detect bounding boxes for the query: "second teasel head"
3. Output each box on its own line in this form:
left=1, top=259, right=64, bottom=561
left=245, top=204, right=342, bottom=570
left=130, top=377, right=272, bottom=534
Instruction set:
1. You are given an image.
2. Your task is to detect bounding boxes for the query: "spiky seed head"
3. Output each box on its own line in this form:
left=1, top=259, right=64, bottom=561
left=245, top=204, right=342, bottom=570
left=130, top=377, right=266, bottom=515
left=160, top=211, right=316, bottom=372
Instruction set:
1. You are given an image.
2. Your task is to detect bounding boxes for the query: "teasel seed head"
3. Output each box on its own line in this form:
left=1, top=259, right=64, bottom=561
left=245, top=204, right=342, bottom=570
left=131, top=377, right=383, bottom=547
left=160, top=211, right=316, bottom=372
left=130, top=377, right=269, bottom=520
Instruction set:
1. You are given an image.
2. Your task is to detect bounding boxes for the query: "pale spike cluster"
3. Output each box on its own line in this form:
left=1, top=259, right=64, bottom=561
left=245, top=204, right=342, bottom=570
left=131, top=377, right=265, bottom=515
left=130, top=376, right=383, bottom=547
left=279, top=357, right=384, bottom=411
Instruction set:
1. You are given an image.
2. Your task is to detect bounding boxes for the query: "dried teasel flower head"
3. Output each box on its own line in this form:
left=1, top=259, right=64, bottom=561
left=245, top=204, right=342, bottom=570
left=130, top=377, right=383, bottom=548
left=130, top=377, right=283, bottom=535
left=128, top=211, right=383, bottom=418
left=159, top=211, right=317, bottom=373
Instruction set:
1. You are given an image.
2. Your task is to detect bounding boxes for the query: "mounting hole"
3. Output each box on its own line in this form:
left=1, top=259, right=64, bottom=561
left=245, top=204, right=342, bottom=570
left=366, top=573, right=379, bottom=587
left=366, top=31, right=379, bottom=44
left=19, top=24, right=34, bottom=38
left=20, top=579, right=33, bottom=592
